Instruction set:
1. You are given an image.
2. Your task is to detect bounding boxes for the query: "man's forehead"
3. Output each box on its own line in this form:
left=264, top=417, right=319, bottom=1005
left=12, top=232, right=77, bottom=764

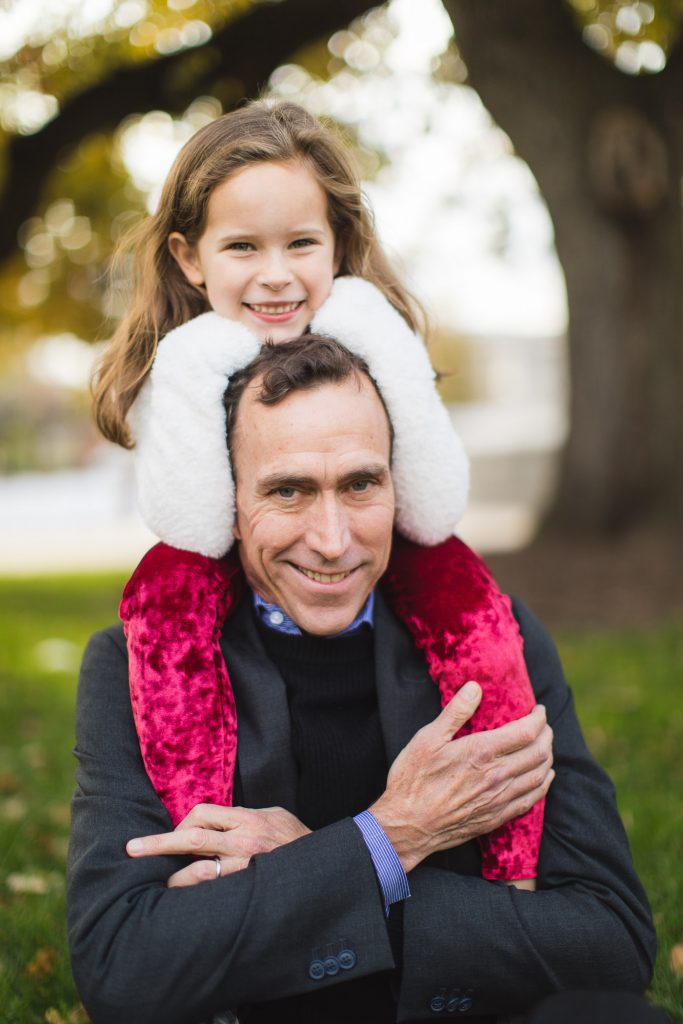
left=236, top=374, right=390, bottom=437
left=232, top=375, right=393, bottom=477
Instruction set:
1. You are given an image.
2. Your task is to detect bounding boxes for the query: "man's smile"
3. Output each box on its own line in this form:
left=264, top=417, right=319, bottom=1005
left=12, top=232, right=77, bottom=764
left=293, top=564, right=355, bottom=584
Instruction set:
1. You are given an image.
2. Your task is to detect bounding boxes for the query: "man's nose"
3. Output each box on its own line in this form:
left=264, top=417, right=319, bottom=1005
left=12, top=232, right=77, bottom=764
left=256, top=250, right=294, bottom=291
left=305, top=495, right=351, bottom=562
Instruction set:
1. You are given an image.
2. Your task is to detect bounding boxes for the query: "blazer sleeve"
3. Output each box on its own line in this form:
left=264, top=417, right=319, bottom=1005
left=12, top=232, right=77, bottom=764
left=394, top=598, right=657, bottom=1022
left=67, top=627, right=394, bottom=1024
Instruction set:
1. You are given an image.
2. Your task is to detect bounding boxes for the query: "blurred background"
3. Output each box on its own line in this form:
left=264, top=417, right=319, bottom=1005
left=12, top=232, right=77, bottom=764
left=0, top=1, right=681, bottom=1021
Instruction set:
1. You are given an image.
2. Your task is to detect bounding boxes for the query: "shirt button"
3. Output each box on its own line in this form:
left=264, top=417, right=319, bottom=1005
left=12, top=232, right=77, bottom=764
left=269, top=610, right=285, bottom=626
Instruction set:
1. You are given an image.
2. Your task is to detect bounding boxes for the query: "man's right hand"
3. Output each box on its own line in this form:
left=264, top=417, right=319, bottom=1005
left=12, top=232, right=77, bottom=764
left=370, top=682, right=554, bottom=873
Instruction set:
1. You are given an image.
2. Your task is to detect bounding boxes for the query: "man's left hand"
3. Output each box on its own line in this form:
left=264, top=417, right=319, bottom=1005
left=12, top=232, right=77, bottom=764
left=126, top=804, right=311, bottom=888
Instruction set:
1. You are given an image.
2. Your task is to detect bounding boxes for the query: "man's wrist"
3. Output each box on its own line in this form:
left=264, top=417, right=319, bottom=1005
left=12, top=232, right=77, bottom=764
left=353, top=809, right=411, bottom=914
left=368, top=796, right=429, bottom=874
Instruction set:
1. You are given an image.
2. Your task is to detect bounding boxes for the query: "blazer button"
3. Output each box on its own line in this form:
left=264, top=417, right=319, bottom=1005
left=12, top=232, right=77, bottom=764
left=338, top=948, right=357, bottom=971
left=308, top=959, right=325, bottom=981
left=447, top=995, right=460, bottom=1013
left=323, top=955, right=340, bottom=976
left=458, top=996, right=473, bottom=1012
left=430, top=995, right=447, bottom=1012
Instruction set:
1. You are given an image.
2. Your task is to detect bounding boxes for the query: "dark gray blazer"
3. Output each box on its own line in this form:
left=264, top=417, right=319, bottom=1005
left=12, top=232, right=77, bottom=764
left=67, top=595, right=656, bottom=1024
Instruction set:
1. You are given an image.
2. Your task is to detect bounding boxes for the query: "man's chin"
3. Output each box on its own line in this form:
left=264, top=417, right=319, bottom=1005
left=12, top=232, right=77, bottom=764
left=286, top=599, right=365, bottom=638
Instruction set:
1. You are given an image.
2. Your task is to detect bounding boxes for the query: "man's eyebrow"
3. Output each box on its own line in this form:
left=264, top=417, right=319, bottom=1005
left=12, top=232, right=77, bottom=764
left=258, top=464, right=389, bottom=493
left=258, top=472, right=317, bottom=493
left=338, top=464, right=389, bottom=486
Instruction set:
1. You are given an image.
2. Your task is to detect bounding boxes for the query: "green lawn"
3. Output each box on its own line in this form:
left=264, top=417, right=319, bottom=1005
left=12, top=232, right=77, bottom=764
left=0, top=574, right=681, bottom=1023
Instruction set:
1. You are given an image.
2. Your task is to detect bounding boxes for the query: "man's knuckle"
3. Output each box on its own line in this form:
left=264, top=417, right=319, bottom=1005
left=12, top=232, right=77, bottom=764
left=517, top=794, right=534, bottom=817
left=188, top=826, right=207, bottom=849
left=485, top=764, right=506, bottom=790
left=518, top=722, right=535, bottom=746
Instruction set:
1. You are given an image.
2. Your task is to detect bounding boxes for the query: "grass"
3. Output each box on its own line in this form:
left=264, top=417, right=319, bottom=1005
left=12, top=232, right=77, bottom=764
left=0, top=573, right=681, bottom=1023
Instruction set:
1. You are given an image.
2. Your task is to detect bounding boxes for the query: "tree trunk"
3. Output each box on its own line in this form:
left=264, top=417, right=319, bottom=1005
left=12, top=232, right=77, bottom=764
left=443, top=0, right=683, bottom=535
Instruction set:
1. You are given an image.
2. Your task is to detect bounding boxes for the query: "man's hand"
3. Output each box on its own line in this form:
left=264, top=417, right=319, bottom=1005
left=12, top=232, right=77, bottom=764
left=371, top=681, right=554, bottom=873
left=126, top=804, right=311, bottom=887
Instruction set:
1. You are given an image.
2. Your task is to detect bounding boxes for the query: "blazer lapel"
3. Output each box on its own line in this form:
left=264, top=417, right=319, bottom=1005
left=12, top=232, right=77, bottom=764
left=220, top=600, right=299, bottom=813
left=373, top=590, right=441, bottom=764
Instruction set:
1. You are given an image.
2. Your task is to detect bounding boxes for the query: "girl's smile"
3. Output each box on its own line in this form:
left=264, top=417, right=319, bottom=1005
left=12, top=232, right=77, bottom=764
left=168, top=159, right=341, bottom=343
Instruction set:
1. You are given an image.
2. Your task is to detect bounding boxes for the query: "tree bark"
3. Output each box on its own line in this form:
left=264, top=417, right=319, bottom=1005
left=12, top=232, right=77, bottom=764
left=443, top=0, right=683, bottom=534
left=0, top=0, right=376, bottom=264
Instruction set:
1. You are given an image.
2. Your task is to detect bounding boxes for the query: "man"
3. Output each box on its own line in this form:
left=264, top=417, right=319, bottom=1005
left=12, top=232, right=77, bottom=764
left=68, top=338, right=657, bottom=1024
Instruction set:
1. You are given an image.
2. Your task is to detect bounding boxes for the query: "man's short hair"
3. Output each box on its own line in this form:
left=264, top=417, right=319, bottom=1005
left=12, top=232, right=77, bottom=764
left=223, top=334, right=394, bottom=462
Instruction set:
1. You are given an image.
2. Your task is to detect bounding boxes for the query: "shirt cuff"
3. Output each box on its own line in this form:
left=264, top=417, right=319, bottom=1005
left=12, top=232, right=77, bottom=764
left=353, top=809, right=411, bottom=916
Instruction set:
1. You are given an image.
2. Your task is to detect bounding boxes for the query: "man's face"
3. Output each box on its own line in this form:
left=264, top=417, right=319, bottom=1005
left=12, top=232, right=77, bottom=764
left=232, top=375, right=395, bottom=636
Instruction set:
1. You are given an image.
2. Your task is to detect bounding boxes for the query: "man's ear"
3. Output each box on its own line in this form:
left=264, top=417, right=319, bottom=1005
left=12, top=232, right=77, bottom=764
left=168, top=232, right=204, bottom=287
left=232, top=513, right=242, bottom=542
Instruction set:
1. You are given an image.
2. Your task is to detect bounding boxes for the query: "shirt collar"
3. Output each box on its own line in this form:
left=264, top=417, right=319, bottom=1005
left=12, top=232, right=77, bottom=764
left=253, top=590, right=375, bottom=638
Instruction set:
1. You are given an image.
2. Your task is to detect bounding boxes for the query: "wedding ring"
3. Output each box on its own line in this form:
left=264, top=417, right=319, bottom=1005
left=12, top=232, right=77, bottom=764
left=214, top=856, right=222, bottom=879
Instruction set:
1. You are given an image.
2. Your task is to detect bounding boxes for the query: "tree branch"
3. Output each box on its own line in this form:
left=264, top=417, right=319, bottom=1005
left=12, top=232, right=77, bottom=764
left=0, top=0, right=376, bottom=264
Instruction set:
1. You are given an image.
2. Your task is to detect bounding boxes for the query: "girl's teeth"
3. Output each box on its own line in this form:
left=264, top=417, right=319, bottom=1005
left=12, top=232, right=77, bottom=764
left=250, top=303, right=300, bottom=314
left=298, top=567, right=349, bottom=583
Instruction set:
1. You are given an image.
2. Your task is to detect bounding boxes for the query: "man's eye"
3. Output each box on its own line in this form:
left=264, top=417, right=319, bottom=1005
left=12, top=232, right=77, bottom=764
left=276, top=486, right=297, bottom=498
left=349, top=480, right=372, bottom=493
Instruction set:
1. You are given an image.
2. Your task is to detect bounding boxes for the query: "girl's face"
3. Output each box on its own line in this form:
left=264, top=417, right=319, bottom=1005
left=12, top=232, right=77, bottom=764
left=168, top=159, right=341, bottom=343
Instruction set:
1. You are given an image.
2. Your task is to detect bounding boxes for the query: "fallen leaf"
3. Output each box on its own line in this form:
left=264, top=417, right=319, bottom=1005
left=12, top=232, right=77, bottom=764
left=47, top=803, right=71, bottom=827
left=0, top=796, right=28, bottom=820
left=44, top=1006, right=89, bottom=1024
left=25, top=947, right=58, bottom=978
left=21, top=742, right=47, bottom=770
left=67, top=1005, right=90, bottom=1023
left=6, top=872, right=49, bottom=895
left=45, top=1010, right=67, bottom=1024
left=670, top=944, right=683, bottom=977
left=0, top=771, right=21, bottom=794
left=42, top=835, right=70, bottom=862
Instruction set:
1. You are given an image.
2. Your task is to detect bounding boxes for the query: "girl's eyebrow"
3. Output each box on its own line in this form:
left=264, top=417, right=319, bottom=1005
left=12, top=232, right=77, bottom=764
left=216, top=227, right=328, bottom=244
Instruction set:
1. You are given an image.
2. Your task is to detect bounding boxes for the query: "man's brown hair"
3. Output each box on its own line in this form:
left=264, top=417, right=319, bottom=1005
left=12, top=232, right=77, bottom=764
left=223, top=334, right=393, bottom=465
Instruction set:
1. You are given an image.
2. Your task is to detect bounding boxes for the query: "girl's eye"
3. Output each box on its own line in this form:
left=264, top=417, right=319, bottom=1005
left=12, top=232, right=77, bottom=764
left=226, top=241, right=253, bottom=252
left=290, top=238, right=316, bottom=249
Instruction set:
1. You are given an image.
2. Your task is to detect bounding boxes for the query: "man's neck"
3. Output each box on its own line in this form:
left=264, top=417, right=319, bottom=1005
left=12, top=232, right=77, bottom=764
left=252, top=591, right=375, bottom=638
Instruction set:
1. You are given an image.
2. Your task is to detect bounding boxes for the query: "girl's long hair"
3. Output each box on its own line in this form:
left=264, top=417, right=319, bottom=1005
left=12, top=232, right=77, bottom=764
left=93, top=100, right=424, bottom=448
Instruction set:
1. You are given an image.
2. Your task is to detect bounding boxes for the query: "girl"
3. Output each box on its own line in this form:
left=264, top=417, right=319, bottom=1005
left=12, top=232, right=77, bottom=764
left=94, top=100, right=543, bottom=887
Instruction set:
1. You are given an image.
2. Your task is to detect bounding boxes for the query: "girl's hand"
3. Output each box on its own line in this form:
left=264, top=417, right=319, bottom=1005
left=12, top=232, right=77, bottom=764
left=126, top=804, right=311, bottom=888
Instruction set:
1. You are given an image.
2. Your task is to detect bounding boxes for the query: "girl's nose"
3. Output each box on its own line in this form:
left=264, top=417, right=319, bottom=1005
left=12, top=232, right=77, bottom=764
left=257, top=252, right=294, bottom=291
